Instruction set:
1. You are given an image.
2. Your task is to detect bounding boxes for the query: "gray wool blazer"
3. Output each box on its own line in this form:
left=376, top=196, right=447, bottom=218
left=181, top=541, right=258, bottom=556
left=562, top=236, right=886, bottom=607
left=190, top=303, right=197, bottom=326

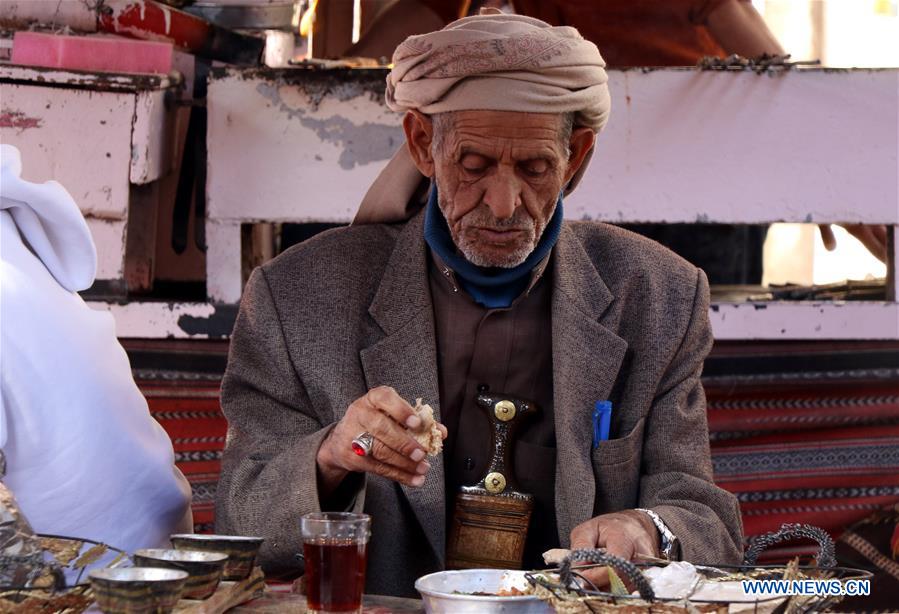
left=215, top=209, right=743, bottom=597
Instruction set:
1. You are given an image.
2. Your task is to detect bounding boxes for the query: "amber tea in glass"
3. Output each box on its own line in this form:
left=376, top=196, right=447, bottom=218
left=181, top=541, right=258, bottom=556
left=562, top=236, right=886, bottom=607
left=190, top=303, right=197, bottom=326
left=300, top=512, right=371, bottom=614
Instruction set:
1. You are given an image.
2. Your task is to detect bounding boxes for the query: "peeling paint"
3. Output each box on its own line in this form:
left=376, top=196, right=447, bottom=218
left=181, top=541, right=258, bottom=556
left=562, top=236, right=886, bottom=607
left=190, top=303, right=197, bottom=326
left=0, top=0, right=98, bottom=32
left=135, top=0, right=148, bottom=21
left=0, top=64, right=177, bottom=93
left=84, top=214, right=126, bottom=223
left=255, top=81, right=403, bottom=168
left=0, top=109, right=42, bottom=130
left=224, top=68, right=388, bottom=110
left=177, top=304, right=238, bottom=338
left=161, top=3, right=171, bottom=35
left=298, top=115, right=403, bottom=169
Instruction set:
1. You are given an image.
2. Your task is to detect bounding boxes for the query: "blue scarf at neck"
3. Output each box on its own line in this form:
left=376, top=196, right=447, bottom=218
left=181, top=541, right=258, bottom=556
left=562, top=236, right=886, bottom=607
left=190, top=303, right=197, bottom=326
left=423, top=186, right=563, bottom=309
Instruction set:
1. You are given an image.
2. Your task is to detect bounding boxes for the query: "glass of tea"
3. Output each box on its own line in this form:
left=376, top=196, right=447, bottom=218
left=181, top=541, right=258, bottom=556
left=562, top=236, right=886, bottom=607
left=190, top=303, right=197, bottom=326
left=300, top=512, right=371, bottom=614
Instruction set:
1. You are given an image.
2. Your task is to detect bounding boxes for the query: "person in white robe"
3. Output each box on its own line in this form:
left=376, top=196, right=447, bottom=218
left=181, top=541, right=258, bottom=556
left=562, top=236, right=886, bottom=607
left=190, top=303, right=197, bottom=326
left=0, top=144, right=192, bottom=553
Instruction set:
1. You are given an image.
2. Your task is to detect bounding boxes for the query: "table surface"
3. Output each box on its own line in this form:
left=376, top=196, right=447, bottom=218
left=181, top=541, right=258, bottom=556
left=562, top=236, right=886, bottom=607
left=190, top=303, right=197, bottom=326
left=231, top=591, right=425, bottom=613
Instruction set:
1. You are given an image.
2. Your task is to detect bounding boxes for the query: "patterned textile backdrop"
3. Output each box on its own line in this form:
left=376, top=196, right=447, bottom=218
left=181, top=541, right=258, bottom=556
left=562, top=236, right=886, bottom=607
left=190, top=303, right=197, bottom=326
left=126, top=339, right=899, bottom=556
left=705, top=341, right=899, bottom=563
left=128, top=339, right=229, bottom=534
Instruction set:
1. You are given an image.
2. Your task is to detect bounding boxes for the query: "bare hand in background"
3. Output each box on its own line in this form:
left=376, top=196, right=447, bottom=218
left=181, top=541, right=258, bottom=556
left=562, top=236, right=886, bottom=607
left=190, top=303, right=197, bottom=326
left=818, top=224, right=888, bottom=263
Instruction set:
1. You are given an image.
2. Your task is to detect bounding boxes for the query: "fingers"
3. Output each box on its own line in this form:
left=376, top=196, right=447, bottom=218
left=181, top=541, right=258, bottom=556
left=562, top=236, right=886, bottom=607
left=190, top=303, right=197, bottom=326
left=601, top=530, right=639, bottom=561
left=566, top=524, right=610, bottom=589
left=323, top=387, right=448, bottom=489
left=569, top=516, right=636, bottom=559
left=575, top=565, right=609, bottom=590
left=568, top=511, right=659, bottom=574
left=354, top=430, right=431, bottom=487
left=569, top=521, right=599, bottom=551
left=367, top=435, right=428, bottom=476
left=820, top=224, right=888, bottom=263
left=571, top=517, right=646, bottom=590
left=364, top=386, right=421, bottom=429
left=357, top=408, right=424, bottom=461
left=843, top=224, right=888, bottom=263
left=818, top=224, right=837, bottom=251
left=357, top=455, right=429, bottom=488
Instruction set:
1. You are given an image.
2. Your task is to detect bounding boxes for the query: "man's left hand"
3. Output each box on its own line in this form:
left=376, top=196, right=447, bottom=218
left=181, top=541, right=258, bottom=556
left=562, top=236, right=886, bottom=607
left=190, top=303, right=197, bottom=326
left=568, top=510, right=660, bottom=589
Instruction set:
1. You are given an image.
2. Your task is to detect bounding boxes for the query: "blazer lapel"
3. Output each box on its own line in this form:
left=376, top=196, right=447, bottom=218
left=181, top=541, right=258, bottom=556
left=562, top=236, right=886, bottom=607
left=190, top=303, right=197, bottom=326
left=550, top=225, right=628, bottom=545
left=359, top=211, right=446, bottom=564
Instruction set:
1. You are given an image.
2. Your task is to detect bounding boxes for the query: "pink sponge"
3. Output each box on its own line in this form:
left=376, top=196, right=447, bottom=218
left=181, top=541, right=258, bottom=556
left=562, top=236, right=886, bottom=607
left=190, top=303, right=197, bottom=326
left=12, top=32, right=173, bottom=75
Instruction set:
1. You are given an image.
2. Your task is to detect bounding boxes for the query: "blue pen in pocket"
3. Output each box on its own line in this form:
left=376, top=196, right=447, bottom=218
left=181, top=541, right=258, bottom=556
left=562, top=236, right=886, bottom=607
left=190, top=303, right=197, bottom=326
left=592, top=401, right=612, bottom=449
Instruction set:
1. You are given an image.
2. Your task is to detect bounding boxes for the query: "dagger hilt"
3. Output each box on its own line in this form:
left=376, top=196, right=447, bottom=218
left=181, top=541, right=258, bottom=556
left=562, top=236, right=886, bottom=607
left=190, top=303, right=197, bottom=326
left=461, top=393, right=539, bottom=497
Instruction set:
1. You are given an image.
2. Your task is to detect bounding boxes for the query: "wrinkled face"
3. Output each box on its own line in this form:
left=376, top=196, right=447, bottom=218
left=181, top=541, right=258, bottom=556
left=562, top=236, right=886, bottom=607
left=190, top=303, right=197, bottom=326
left=431, top=110, right=572, bottom=268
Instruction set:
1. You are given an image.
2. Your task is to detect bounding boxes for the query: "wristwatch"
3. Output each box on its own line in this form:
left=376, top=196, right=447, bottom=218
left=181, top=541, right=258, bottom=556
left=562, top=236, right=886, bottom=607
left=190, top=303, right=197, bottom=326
left=635, top=508, right=679, bottom=560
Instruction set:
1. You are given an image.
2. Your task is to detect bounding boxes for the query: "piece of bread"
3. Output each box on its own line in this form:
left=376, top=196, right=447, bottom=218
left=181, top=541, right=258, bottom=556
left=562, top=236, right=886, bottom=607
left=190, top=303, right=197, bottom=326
left=411, top=398, right=443, bottom=457
left=542, top=548, right=570, bottom=566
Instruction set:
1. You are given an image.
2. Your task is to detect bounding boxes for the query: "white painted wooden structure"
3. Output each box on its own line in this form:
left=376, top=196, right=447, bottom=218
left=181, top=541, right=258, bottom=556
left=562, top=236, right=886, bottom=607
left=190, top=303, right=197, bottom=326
left=0, top=65, right=178, bottom=285
left=204, top=66, right=899, bottom=340
left=2, top=64, right=896, bottom=339
left=207, top=68, right=898, bottom=227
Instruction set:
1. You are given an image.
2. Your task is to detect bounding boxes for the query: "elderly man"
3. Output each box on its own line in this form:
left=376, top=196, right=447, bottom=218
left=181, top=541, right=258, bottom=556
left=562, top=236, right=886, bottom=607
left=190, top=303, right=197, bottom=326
left=216, top=11, right=743, bottom=596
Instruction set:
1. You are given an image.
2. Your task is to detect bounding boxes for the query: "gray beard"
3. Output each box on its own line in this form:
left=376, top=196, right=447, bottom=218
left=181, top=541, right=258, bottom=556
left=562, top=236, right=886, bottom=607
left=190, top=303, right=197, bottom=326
left=437, top=191, right=552, bottom=268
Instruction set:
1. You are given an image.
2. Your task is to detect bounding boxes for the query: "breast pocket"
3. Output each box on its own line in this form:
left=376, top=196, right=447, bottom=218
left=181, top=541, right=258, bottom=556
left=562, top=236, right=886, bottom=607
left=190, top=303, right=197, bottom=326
left=591, top=417, right=645, bottom=513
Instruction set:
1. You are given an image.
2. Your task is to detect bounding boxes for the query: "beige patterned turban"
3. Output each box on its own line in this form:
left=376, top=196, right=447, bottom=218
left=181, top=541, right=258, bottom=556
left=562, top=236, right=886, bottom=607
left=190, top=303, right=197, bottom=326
left=354, top=9, right=611, bottom=224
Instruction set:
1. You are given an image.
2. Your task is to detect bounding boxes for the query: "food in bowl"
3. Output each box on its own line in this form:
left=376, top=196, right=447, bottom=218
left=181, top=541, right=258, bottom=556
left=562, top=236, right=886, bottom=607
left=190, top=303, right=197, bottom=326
left=415, top=569, right=552, bottom=613
left=454, top=586, right=530, bottom=596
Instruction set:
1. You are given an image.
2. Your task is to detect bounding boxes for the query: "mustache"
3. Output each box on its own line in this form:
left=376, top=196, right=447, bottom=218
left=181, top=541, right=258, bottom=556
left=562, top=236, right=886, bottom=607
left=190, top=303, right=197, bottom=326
left=459, top=205, right=536, bottom=232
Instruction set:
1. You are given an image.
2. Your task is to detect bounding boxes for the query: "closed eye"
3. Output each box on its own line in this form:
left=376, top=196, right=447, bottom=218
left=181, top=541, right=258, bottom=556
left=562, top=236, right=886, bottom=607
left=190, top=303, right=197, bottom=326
left=519, top=159, right=550, bottom=177
left=460, top=153, right=490, bottom=174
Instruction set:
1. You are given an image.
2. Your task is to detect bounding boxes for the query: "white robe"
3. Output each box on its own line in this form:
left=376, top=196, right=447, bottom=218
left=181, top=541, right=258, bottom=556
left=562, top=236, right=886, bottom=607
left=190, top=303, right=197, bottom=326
left=0, top=144, right=192, bottom=553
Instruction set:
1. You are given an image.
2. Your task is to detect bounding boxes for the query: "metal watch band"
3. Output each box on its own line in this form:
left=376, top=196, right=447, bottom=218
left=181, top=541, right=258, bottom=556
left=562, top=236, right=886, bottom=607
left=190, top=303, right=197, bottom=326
left=635, top=508, right=679, bottom=560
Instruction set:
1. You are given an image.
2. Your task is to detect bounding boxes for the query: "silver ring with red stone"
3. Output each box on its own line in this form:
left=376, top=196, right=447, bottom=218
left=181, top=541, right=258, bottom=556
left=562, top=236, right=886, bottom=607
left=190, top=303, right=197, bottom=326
left=351, top=431, right=375, bottom=457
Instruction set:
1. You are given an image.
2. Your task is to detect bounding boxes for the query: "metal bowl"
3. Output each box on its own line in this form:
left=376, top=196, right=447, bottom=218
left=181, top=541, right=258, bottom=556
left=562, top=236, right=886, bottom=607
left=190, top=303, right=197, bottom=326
left=133, top=549, right=228, bottom=600
left=170, top=534, right=263, bottom=581
left=88, top=567, right=187, bottom=614
left=415, top=569, right=552, bottom=614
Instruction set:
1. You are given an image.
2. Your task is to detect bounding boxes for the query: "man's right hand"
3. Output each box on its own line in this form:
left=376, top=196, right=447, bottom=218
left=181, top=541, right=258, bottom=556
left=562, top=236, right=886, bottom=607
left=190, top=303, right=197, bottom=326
left=316, top=386, right=443, bottom=497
